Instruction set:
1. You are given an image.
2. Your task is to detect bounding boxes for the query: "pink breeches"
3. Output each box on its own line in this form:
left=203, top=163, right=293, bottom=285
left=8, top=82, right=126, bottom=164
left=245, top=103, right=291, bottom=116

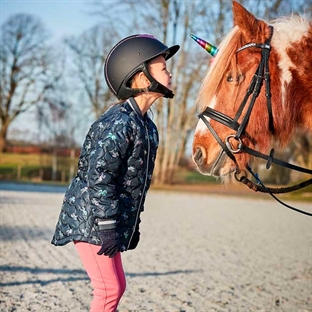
left=74, top=242, right=126, bottom=312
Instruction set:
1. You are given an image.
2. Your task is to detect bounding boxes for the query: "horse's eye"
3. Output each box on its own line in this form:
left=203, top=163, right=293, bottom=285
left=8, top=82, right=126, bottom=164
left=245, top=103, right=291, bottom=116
left=237, top=74, right=245, bottom=83
left=227, top=75, right=233, bottom=82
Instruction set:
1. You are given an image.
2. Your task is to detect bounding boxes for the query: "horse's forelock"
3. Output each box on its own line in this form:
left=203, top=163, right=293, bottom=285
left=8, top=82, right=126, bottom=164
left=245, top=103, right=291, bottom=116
left=196, top=27, right=241, bottom=112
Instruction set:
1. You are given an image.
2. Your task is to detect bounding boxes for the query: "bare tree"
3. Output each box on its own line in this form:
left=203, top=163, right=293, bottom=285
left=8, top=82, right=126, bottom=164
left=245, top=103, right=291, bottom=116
left=65, top=25, right=119, bottom=118
left=35, top=49, right=82, bottom=181
left=37, top=96, right=69, bottom=181
left=0, top=14, right=57, bottom=152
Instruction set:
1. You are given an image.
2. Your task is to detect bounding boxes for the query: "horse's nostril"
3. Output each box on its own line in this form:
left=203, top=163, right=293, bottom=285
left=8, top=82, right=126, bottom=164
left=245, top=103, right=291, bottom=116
left=194, top=148, right=203, bottom=165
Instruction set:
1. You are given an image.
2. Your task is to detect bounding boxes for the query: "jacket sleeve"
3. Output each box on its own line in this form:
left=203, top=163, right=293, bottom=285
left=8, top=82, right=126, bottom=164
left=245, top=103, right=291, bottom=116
left=87, top=119, right=130, bottom=220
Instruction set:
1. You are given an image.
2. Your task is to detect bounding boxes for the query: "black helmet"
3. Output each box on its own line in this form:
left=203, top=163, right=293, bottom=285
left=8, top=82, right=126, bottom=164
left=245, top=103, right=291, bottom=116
left=104, top=34, right=180, bottom=100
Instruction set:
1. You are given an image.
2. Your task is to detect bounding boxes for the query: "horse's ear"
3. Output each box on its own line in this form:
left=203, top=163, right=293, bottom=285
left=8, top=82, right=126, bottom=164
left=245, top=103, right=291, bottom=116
left=232, top=1, right=256, bottom=26
left=232, top=1, right=261, bottom=39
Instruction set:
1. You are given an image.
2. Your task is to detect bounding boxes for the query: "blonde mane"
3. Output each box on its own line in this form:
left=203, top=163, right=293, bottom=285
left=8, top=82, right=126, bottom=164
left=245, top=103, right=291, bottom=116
left=196, top=26, right=242, bottom=112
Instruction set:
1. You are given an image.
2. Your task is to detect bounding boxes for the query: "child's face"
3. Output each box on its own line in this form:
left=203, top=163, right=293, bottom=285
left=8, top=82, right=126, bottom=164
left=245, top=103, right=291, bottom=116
left=148, top=55, right=172, bottom=91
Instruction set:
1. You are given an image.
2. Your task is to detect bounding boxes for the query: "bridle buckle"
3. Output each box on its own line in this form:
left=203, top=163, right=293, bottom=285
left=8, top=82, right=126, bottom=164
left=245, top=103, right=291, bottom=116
left=225, top=135, right=242, bottom=153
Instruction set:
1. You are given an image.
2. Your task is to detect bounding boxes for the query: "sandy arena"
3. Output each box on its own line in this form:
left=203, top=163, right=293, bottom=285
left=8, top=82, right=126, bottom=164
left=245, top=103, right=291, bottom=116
left=0, top=183, right=311, bottom=312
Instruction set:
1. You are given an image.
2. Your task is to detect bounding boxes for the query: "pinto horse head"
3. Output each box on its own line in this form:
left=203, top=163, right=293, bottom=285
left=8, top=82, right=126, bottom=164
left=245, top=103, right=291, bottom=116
left=192, top=1, right=312, bottom=178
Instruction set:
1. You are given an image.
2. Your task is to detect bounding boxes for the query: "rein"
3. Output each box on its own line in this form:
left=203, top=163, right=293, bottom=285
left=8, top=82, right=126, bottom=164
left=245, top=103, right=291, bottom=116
left=198, top=25, right=312, bottom=216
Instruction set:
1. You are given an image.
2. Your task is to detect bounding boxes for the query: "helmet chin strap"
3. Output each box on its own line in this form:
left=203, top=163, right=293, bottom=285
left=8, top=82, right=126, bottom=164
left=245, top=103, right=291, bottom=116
left=141, top=63, right=174, bottom=99
left=120, top=63, right=174, bottom=99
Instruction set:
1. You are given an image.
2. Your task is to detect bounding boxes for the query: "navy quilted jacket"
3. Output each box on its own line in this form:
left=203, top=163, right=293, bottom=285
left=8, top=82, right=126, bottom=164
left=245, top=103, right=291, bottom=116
left=51, top=98, right=158, bottom=251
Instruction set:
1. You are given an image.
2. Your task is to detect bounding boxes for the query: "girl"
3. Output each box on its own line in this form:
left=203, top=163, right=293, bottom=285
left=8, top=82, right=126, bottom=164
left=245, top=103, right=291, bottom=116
left=51, top=34, right=180, bottom=312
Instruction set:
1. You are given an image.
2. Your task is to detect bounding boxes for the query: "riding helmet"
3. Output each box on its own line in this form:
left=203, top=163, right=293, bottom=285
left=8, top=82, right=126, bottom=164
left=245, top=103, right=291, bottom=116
left=104, top=34, right=180, bottom=100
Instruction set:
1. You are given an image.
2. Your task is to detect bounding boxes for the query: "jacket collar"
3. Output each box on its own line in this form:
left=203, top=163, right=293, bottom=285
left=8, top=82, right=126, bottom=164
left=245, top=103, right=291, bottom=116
left=127, top=97, right=144, bottom=117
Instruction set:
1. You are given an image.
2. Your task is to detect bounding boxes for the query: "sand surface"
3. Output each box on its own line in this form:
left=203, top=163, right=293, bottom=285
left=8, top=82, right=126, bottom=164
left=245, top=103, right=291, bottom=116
left=0, top=183, right=311, bottom=311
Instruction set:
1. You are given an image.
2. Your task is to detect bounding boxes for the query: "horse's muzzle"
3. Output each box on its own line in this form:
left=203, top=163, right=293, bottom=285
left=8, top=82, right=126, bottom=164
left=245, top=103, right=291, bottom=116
left=192, top=146, right=213, bottom=175
left=193, top=147, right=205, bottom=167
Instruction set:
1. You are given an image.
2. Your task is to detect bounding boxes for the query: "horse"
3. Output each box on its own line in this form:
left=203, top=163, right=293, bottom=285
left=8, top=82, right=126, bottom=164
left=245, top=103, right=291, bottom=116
left=192, top=1, right=312, bottom=182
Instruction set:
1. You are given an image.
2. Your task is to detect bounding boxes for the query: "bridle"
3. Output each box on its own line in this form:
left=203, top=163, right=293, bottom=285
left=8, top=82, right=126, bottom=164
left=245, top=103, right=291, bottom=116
left=198, top=25, right=312, bottom=216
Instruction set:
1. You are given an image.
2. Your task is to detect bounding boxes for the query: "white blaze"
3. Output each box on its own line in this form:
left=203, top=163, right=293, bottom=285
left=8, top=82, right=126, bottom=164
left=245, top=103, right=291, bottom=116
left=195, top=96, right=217, bottom=133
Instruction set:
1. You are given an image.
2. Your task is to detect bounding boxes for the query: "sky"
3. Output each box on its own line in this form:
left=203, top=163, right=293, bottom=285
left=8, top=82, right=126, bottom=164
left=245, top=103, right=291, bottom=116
left=1, top=0, right=100, bottom=43
left=1, top=0, right=104, bottom=143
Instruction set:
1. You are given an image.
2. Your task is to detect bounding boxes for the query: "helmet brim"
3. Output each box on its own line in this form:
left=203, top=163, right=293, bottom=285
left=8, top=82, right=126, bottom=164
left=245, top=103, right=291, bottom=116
left=163, top=45, right=180, bottom=60
left=150, top=44, right=180, bottom=63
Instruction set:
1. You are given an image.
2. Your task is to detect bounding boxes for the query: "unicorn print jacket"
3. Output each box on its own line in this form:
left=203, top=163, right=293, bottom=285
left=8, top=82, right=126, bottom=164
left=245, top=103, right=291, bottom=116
left=51, top=97, right=158, bottom=251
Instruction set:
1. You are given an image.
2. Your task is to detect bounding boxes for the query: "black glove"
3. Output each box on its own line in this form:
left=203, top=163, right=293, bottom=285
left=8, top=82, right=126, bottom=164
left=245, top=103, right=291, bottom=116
left=97, top=229, right=121, bottom=258
left=128, top=230, right=140, bottom=250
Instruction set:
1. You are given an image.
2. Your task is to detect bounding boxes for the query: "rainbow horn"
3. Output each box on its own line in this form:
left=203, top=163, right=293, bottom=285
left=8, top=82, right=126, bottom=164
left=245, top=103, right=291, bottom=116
left=190, top=34, right=218, bottom=57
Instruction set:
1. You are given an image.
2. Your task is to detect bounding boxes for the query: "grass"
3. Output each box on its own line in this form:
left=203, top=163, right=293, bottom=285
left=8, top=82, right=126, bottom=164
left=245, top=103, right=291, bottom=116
left=0, top=153, right=77, bottom=182
left=1, top=153, right=49, bottom=166
left=1, top=152, right=311, bottom=202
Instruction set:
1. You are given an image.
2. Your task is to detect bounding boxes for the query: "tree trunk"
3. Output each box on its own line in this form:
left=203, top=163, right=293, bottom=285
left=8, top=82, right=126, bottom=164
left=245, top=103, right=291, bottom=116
left=69, top=148, right=75, bottom=182
left=52, top=147, right=57, bottom=181
left=0, top=119, right=10, bottom=153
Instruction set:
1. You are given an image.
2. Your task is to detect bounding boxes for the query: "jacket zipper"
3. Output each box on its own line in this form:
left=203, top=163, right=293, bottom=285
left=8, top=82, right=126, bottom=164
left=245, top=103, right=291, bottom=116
left=127, top=122, right=150, bottom=249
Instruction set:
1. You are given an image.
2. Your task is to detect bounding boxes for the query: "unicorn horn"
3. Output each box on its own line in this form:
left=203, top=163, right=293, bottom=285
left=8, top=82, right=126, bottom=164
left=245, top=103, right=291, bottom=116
left=190, top=34, right=218, bottom=57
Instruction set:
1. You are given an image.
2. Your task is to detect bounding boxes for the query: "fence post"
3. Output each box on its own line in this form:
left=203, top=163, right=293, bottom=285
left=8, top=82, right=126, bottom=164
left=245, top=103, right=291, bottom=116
left=61, top=170, right=65, bottom=182
left=17, top=165, right=22, bottom=180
